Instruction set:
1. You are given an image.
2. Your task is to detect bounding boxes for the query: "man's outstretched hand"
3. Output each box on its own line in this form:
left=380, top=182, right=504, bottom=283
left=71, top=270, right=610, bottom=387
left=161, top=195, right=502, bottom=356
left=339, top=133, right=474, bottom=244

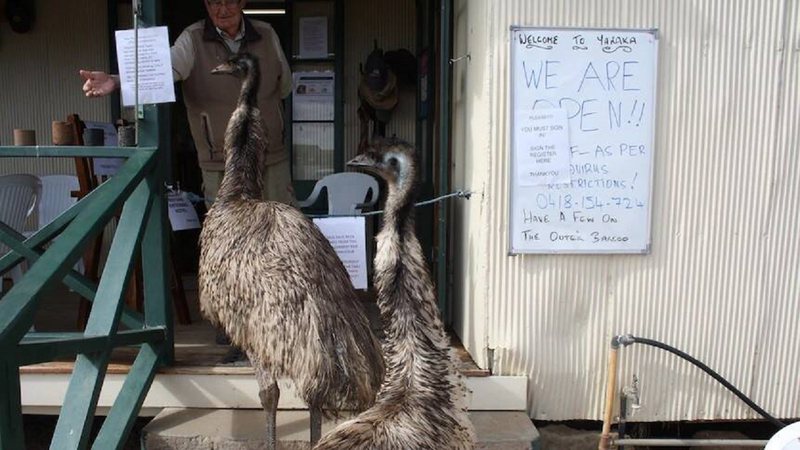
left=80, top=70, right=118, bottom=97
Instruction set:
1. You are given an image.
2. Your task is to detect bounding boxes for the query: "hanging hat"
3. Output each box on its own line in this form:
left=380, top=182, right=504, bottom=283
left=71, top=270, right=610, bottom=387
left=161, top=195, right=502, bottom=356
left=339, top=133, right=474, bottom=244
left=363, top=46, right=389, bottom=91
left=384, top=48, right=417, bottom=86
left=359, top=71, right=397, bottom=123
left=359, top=46, right=398, bottom=123
left=5, top=0, right=34, bottom=33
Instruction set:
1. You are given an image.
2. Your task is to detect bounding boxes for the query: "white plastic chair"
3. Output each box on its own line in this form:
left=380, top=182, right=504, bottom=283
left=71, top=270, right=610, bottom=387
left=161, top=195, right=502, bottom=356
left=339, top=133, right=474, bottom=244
left=297, top=172, right=380, bottom=215
left=0, top=174, right=41, bottom=287
left=766, top=422, right=800, bottom=450
left=37, top=175, right=84, bottom=274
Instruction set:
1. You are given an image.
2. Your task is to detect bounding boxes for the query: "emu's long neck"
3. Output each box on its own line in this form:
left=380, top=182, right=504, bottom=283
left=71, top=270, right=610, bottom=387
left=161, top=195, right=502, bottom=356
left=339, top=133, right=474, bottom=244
left=216, top=65, right=265, bottom=203
left=374, top=172, right=454, bottom=399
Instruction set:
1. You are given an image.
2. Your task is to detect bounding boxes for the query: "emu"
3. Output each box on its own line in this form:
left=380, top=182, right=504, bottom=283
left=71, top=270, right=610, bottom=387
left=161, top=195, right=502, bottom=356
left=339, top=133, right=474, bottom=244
left=314, top=138, right=475, bottom=449
left=198, top=53, right=383, bottom=449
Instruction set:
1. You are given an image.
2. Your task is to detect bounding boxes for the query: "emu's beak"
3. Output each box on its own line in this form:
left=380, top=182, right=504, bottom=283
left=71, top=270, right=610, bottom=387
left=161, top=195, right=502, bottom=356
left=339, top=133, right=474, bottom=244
left=347, top=153, right=378, bottom=169
left=211, top=62, right=235, bottom=75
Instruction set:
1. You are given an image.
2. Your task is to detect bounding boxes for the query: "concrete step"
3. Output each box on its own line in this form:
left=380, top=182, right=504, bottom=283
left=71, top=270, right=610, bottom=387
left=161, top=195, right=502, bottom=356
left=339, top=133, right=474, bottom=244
left=142, top=408, right=540, bottom=450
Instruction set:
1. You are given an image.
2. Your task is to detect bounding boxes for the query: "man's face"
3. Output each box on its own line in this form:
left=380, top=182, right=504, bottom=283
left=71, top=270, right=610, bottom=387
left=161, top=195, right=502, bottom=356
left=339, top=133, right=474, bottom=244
left=205, top=0, right=245, bottom=37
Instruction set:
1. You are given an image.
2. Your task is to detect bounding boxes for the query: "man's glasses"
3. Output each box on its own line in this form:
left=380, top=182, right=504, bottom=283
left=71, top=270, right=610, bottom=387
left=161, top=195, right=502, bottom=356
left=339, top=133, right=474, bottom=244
left=207, top=0, right=241, bottom=9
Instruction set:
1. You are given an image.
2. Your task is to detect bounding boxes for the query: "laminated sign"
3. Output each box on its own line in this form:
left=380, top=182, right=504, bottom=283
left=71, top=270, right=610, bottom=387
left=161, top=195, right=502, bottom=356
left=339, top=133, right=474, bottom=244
left=509, top=27, right=658, bottom=253
left=167, top=190, right=200, bottom=231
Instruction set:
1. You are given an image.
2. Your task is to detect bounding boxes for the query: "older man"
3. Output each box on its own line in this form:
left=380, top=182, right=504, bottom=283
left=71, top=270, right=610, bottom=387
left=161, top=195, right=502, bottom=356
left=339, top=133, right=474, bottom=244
left=81, top=0, right=294, bottom=207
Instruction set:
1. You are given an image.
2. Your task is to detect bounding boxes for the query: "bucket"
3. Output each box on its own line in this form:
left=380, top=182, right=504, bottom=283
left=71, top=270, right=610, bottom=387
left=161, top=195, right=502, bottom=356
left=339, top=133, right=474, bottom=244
left=13, top=129, right=36, bottom=146
left=118, top=125, right=136, bottom=147
left=51, top=121, right=74, bottom=145
left=83, top=128, right=105, bottom=146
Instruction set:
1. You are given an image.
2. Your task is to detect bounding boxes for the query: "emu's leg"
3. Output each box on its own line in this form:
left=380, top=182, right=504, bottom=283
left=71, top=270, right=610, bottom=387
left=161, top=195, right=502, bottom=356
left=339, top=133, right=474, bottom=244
left=309, top=404, right=323, bottom=445
left=254, top=364, right=280, bottom=450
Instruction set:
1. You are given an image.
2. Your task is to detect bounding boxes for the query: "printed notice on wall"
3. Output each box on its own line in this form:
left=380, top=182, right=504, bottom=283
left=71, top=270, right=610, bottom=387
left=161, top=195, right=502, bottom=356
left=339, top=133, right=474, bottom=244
left=115, top=26, right=176, bottom=106
left=293, top=71, right=335, bottom=121
left=167, top=190, right=200, bottom=231
left=509, top=27, right=658, bottom=253
left=313, top=217, right=368, bottom=290
left=298, top=17, right=328, bottom=59
left=515, top=108, right=571, bottom=186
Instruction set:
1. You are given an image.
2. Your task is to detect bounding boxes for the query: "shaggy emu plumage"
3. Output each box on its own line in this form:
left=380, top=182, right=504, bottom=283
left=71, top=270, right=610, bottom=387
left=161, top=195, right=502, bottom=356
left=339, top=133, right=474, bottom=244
left=314, top=139, right=476, bottom=450
left=198, top=53, right=384, bottom=449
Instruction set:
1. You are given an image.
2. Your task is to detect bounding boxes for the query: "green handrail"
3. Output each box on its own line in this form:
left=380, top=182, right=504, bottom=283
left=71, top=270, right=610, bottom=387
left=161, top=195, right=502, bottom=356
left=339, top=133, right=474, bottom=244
left=0, top=1, right=175, bottom=446
left=0, top=117, right=172, bottom=450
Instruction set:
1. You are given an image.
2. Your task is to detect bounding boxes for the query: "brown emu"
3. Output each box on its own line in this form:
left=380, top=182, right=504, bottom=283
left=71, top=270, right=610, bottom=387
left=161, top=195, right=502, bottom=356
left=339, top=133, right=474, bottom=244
left=314, top=139, right=476, bottom=450
left=198, top=53, right=383, bottom=449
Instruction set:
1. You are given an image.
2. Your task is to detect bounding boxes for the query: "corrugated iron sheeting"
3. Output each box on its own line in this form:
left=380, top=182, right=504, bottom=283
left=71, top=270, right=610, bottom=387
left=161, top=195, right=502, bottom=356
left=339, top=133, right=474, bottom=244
left=455, top=0, right=799, bottom=421
left=0, top=0, right=111, bottom=177
left=749, top=0, right=800, bottom=419
left=0, top=0, right=125, bottom=275
left=343, top=0, right=416, bottom=161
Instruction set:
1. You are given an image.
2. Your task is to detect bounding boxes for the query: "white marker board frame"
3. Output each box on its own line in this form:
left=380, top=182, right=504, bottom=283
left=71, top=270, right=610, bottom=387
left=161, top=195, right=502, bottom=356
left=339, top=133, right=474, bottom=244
left=509, top=26, right=659, bottom=254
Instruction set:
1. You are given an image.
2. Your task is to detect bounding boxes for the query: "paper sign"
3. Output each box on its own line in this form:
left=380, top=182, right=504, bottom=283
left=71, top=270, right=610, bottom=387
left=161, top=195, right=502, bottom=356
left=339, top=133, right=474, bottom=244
left=312, top=216, right=368, bottom=290
left=115, top=26, right=176, bottom=106
left=93, top=158, right=125, bottom=177
left=167, top=190, right=200, bottom=231
left=293, top=71, right=335, bottom=121
left=298, top=17, right=328, bottom=59
left=84, top=121, right=124, bottom=176
left=515, top=108, right=571, bottom=186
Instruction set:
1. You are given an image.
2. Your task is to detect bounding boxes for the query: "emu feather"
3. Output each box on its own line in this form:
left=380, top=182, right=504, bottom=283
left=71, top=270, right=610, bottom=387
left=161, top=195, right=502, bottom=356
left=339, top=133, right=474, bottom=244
left=198, top=53, right=384, bottom=449
left=314, top=139, right=476, bottom=450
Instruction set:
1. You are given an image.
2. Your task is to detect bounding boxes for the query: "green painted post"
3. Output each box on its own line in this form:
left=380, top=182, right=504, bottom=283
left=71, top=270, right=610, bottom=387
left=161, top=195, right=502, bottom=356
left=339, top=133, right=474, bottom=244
left=139, top=97, right=174, bottom=365
left=437, top=0, right=453, bottom=324
left=0, top=361, right=24, bottom=450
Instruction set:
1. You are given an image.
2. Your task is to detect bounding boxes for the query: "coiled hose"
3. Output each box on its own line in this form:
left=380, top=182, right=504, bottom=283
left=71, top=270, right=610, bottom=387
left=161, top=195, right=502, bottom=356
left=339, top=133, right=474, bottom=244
left=616, top=334, right=786, bottom=429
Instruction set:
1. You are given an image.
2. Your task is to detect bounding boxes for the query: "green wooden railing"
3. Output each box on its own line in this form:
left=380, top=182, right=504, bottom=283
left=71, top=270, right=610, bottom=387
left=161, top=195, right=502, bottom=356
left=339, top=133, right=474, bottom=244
left=0, top=100, right=173, bottom=449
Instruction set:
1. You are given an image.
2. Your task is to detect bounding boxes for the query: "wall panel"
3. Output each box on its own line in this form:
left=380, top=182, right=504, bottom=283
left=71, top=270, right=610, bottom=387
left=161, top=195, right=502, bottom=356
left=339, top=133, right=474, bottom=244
left=453, top=0, right=800, bottom=421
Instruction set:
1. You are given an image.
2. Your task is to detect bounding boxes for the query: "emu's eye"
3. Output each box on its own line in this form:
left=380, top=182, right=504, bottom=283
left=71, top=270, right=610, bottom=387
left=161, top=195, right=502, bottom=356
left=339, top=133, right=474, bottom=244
left=388, top=157, right=399, bottom=167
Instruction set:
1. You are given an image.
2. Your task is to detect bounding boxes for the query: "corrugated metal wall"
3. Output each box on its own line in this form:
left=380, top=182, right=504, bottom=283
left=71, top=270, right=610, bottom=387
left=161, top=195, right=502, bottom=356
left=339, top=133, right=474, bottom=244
left=0, top=0, right=112, bottom=176
left=452, top=0, right=800, bottom=421
left=343, top=0, right=416, bottom=162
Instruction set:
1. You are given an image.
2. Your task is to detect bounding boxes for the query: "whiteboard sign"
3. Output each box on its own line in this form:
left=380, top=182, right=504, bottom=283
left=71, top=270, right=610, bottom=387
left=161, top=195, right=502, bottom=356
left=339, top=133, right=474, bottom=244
left=510, top=27, right=658, bottom=253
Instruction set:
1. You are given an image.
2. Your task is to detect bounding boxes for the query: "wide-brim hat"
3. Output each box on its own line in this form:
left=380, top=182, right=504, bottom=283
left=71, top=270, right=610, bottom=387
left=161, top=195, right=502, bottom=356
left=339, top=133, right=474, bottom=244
left=6, top=0, right=35, bottom=33
left=358, top=70, right=398, bottom=121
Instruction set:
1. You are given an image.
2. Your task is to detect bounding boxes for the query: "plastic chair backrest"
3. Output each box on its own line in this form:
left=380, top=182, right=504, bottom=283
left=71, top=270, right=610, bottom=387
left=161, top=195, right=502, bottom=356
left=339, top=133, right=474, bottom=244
left=0, top=174, right=41, bottom=281
left=37, top=175, right=85, bottom=276
left=298, top=172, right=380, bottom=215
left=0, top=174, right=41, bottom=236
left=38, top=175, right=80, bottom=227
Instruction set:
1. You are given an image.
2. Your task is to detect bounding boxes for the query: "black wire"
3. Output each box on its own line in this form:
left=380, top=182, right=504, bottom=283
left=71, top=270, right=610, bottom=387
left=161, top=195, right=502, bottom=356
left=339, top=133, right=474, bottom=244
left=628, top=335, right=786, bottom=429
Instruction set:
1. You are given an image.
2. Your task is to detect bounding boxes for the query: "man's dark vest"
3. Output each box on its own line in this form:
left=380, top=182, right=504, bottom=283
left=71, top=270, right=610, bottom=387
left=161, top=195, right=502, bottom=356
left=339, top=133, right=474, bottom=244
left=182, top=18, right=287, bottom=171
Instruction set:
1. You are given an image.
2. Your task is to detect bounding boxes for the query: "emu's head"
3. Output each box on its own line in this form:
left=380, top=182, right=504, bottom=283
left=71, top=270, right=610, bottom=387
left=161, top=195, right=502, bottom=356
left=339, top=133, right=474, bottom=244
left=347, top=138, right=417, bottom=188
left=211, top=52, right=259, bottom=77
